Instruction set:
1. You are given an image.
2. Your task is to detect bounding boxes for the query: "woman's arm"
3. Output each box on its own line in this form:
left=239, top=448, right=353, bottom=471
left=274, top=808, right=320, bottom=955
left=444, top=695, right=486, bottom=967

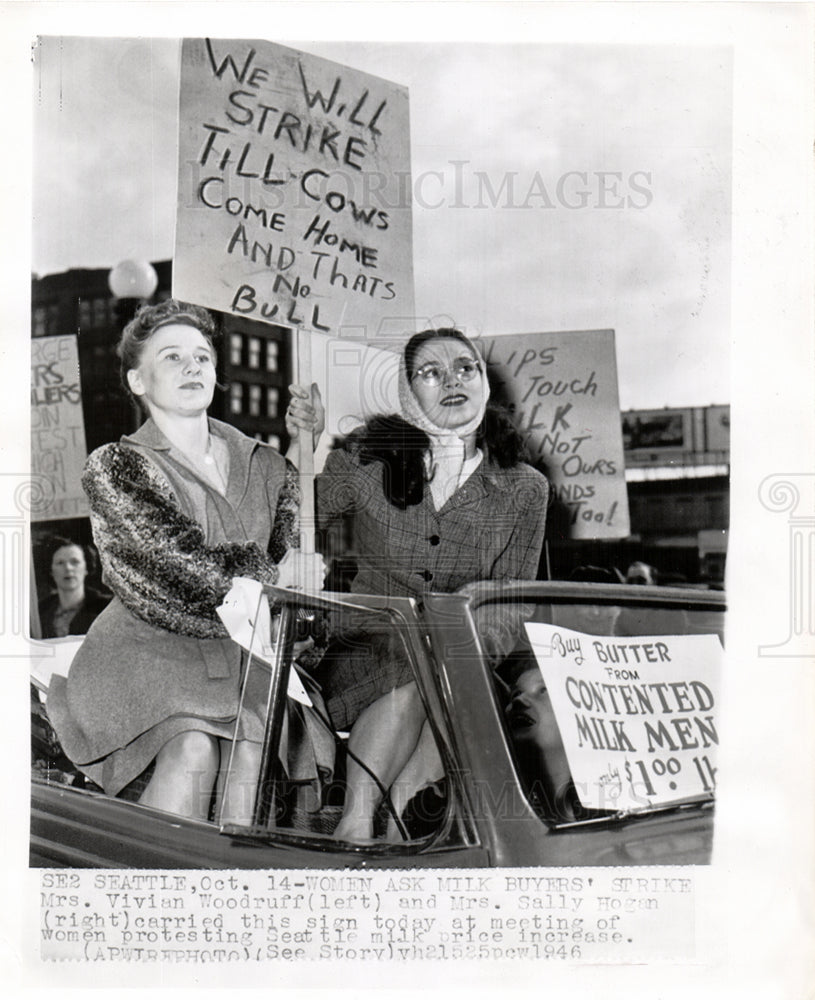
left=83, top=444, right=280, bottom=638
left=268, top=459, right=301, bottom=564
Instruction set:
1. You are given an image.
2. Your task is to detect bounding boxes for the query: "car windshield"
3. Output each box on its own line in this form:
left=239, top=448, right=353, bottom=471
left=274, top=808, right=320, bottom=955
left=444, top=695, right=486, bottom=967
left=32, top=581, right=724, bottom=861
left=465, top=584, right=725, bottom=828
left=216, top=587, right=473, bottom=853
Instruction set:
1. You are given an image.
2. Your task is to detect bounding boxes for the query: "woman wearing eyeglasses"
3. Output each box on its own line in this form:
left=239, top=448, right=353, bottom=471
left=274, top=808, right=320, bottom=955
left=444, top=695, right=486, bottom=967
left=291, top=328, right=549, bottom=841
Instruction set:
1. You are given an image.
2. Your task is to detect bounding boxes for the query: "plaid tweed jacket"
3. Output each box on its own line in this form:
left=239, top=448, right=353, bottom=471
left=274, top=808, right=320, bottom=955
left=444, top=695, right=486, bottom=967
left=316, top=444, right=549, bottom=599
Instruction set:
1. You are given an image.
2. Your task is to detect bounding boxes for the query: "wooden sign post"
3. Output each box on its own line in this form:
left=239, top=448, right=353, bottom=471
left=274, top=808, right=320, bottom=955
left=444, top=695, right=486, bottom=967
left=174, top=38, right=414, bottom=549
left=293, top=329, right=316, bottom=552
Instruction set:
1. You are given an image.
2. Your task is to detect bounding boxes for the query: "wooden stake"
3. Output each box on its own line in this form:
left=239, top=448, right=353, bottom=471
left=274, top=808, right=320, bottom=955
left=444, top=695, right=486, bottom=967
left=294, top=327, right=316, bottom=554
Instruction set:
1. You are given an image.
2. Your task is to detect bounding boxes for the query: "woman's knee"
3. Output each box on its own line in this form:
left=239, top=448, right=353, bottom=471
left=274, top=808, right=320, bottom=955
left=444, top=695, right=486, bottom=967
left=382, top=681, right=418, bottom=705
left=226, top=739, right=262, bottom=773
left=160, top=730, right=220, bottom=773
left=388, top=681, right=423, bottom=716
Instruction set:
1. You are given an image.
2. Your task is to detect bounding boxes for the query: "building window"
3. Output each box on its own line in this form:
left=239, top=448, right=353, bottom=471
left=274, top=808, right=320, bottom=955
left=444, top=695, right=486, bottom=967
left=266, top=340, right=279, bottom=373
left=266, top=387, right=279, bottom=417
left=33, top=307, right=47, bottom=337
left=267, top=433, right=281, bottom=449
left=248, top=337, right=262, bottom=369
left=230, top=382, right=244, bottom=415
left=90, top=344, right=109, bottom=375
left=704, top=495, right=726, bottom=525
left=78, top=300, right=91, bottom=328
left=47, top=303, right=61, bottom=334
left=92, top=297, right=109, bottom=327
left=248, top=384, right=262, bottom=417
left=230, top=334, right=243, bottom=367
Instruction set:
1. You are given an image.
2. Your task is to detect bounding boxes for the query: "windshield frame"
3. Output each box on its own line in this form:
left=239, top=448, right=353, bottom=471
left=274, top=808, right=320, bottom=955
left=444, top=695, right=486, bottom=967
left=217, top=584, right=482, bottom=855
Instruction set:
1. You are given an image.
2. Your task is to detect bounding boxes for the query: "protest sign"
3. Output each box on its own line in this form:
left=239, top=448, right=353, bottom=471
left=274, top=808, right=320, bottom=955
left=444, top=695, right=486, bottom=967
left=483, top=330, right=630, bottom=539
left=174, top=38, right=414, bottom=338
left=30, top=335, right=89, bottom=521
left=523, top=621, right=721, bottom=812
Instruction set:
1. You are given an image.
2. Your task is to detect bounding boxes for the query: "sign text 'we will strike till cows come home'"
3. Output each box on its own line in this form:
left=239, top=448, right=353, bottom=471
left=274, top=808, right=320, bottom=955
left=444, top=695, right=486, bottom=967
left=174, top=38, right=414, bottom=337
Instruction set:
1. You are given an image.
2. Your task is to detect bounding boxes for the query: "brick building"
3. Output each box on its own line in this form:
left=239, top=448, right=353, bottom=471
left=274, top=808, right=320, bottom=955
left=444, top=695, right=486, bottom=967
left=31, top=262, right=729, bottom=587
left=31, top=260, right=292, bottom=453
left=548, top=405, right=729, bottom=583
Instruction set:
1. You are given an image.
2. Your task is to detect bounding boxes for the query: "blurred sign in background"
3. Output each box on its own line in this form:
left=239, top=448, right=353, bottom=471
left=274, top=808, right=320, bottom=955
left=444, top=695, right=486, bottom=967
left=483, top=330, right=630, bottom=540
left=30, top=335, right=89, bottom=522
left=623, top=404, right=730, bottom=468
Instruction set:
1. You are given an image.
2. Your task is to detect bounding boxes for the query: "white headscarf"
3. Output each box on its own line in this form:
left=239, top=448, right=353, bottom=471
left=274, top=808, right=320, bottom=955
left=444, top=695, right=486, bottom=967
left=397, top=334, right=490, bottom=509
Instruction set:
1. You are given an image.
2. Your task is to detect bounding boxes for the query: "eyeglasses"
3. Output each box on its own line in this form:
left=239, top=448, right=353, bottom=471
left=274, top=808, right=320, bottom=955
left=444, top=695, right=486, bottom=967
left=411, top=358, right=481, bottom=387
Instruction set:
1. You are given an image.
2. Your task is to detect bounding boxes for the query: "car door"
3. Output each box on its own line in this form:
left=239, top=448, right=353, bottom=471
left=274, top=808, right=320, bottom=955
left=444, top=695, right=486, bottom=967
left=420, top=581, right=725, bottom=867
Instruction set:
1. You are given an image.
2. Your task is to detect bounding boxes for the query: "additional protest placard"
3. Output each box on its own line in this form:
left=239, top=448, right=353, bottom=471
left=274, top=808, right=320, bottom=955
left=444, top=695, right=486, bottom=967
left=174, top=38, right=414, bottom=338
left=483, top=330, right=630, bottom=539
left=524, top=621, right=721, bottom=812
left=30, top=335, right=89, bottom=521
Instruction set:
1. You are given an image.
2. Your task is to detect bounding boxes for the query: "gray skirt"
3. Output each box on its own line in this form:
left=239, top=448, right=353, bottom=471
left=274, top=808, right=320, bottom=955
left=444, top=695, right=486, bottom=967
left=46, top=598, right=269, bottom=797
left=310, top=612, right=414, bottom=733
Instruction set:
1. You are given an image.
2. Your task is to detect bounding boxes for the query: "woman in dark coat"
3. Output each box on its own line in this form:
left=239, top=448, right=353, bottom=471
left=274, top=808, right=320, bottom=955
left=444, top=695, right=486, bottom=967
left=47, top=300, right=324, bottom=823
left=37, top=536, right=110, bottom=638
left=291, top=328, right=549, bottom=840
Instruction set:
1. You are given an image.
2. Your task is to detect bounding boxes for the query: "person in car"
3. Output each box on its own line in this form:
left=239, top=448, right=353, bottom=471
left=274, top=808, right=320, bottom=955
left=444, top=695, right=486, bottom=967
left=37, top=536, right=110, bottom=639
left=290, top=328, right=549, bottom=841
left=503, top=662, right=609, bottom=823
left=626, top=560, right=658, bottom=585
left=47, top=300, right=325, bottom=823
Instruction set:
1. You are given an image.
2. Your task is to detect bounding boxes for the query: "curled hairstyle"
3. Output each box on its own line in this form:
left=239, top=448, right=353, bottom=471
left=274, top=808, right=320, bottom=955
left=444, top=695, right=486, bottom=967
left=42, top=534, right=99, bottom=581
left=349, top=327, right=529, bottom=509
left=116, top=299, right=219, bottom=403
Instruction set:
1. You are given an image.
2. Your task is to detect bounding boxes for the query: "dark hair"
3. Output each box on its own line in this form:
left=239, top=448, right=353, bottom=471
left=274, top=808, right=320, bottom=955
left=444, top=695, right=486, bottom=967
left=346, top=327, right=530, bottom=508
left=351, top=415, right=429, bottom=509
left=43, top=535, right=98, bottom=578
left=350, top=406, right=529, bottom=509
left=117, top=299, right=219, bottom=403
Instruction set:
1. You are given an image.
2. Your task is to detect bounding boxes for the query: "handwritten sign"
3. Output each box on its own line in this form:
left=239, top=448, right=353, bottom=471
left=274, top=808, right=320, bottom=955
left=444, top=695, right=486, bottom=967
left=482, top=330, right=630, bottom=539
left=524, top=621, right=721, bottom=812
left=174, top=38, right=414, bottom=337
left=30, top=335, right=89, bottom=521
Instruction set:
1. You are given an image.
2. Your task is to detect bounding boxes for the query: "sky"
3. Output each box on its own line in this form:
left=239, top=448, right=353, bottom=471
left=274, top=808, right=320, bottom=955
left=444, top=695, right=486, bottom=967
left=32, top=35, right=732, bottom=410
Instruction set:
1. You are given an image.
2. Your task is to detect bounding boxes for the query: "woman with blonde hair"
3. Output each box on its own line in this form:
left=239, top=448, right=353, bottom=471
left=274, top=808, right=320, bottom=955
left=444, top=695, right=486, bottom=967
left=48, top=300, right=324, bottom=823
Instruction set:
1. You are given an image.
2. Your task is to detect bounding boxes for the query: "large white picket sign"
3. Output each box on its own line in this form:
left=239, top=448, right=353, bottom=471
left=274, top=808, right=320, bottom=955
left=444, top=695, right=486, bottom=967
left=174, top=38, right=414, bottom=338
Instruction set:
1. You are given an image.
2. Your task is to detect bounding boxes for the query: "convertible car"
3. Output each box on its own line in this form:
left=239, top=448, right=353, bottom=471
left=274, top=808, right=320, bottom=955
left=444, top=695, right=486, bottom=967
left=30, top=580, right=725, bottom=869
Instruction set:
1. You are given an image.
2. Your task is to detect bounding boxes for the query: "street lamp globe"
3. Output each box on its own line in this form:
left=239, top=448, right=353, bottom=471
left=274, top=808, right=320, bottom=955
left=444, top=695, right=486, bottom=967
left=108, top=259, right=158, bottom=301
